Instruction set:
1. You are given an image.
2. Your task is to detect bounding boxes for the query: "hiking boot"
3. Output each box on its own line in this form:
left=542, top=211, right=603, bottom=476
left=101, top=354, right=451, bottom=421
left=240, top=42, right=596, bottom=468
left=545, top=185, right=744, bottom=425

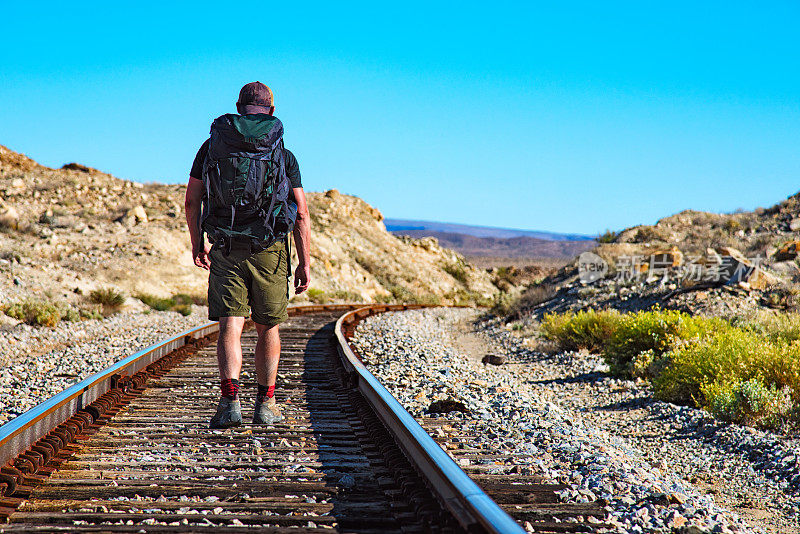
left=209, top=397, right=242, bottom=429
left=253, top=397, right=283, bottom=424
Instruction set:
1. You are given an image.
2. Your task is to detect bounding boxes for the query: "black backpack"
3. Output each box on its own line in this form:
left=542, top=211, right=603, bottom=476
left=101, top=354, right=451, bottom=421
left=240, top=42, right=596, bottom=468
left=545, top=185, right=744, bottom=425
left=200, top=113, right=297, bottom=253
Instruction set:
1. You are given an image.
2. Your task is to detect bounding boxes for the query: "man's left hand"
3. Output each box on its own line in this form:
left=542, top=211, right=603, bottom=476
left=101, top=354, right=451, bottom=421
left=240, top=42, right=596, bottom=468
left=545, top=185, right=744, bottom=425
left=294, top=264, right=310, bottom=294
left=193, top=242, right=212, bottom=270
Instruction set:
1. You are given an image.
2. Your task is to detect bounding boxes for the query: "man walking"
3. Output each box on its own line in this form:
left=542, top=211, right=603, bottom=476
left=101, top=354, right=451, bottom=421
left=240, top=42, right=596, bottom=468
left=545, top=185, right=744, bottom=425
left=184, top=81, right=310, bottom=428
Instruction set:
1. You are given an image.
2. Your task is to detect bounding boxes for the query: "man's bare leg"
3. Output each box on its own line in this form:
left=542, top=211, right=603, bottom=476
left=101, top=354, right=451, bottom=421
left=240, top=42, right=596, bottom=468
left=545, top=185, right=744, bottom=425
left=253, top=323, right=283, bottom=423
left=254, top=323, right=280, bottom=389
left=217, top=316, right=246, bottom=380
left=209, top=316, right=246, bottom=428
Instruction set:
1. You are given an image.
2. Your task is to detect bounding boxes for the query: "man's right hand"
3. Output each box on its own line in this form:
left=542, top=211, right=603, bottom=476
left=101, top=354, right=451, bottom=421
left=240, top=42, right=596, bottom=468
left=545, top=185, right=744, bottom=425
left=185, top=177, right=210, bottom=270
left=193, top=242, right=212, bottom=270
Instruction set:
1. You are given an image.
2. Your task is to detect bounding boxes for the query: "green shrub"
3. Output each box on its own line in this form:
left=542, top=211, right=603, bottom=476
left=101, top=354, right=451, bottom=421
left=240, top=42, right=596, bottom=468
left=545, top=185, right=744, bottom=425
left=80, top=307, right=104, bottom=320
left=597, top=229, right=618, bottom=243
left=443, top=262, right=469, bottom=285
left=604, top=309, right=730, bottom=377
left=136, top=293, right=198, bottom=315
left=306, top=288, right=329, bottom=303
left=490, top=292, right=517, bottom=316
left=513, top=283, right=558, bottom=313
left=174, top=293, right=207, bottom=306
left=374, top=293, right=394, bottom=304
left=89, top=288, right=126, bottom=308
left=173, top=304, right=192, bottom=316
left=493, top=266, right=514, bottom=286
left=137, top=294, right=174, bottom=311
left=541, top=308, right=800, bottom=430
left=442, top=288, right=493, bottom=307
left=2, top=300, right=109, bottom=326
left=414, top=292, right=442, bottom=306
left=61, top=308, right=81, bottom=322
left=704, top=379, right=792, bottom=428
left=332, top=290, right=364, bottom=302
left=741, top=312, right=800, bottom=343
left=652, top=328, right=765, bottom=405
left=472, top=293, right=495, bottom=308
left=541, top=309, right=621, bottom=353
left=3, top=300, right=62, bottom=327
left=389, top=285, right=415, bottom=303
left=541, top=308, right=729, bottom=375
left=723, top=218, right=742, bottom=233
left=652, top=328, right=800, bottom=411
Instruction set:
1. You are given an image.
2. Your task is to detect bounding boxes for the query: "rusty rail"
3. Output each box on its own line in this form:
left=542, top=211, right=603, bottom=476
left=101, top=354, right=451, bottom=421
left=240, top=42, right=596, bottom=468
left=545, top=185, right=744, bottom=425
left=0, top=305, right=359, bottom=499
left=336, top=305, right=526, bottom=534
left=0, top=321, right=218, bottom=497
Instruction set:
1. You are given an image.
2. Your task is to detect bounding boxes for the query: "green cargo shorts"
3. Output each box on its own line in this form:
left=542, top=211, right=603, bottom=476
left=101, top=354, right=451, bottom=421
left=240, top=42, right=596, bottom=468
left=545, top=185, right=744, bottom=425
left=208, top=240, right=289, bottom=327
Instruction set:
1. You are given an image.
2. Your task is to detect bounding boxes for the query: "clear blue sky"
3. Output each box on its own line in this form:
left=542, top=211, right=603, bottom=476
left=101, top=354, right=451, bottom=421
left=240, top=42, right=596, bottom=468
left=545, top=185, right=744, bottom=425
left=1, top=1, right=798, bottom=235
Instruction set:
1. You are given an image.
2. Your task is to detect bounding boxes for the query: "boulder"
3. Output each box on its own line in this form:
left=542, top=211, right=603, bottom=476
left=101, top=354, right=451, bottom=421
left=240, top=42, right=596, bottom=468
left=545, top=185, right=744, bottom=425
left=774, top=241, right=800, bottom=262
left=427, top=398, right=469, bottom=414
left=166, top=202, right=181, bottom=218
left=482, top=354, right=507, bottom=365
left=638, top=245, right=683, bottom=274
left=369, top=206, right=384, bottom=222
left=790, top=218, right=800, bottom=232
left=130, top=205, right=148, bottom=223
left=716, top=246, right=745, bottom=259
left=119, top=205, right=148, bottom=227
left=746, top=269, right=781, bottom=290
left=61, top=162, right=91, bottom=173
left=716, top=246, right=780, bottom=290
left=651, top=246, right=684, bottom=267
left=0, top=200, right=19, bottom=230
left=704, top=247, right=723, bottom=265
left=770, top=260, right=800, bottom=278
left=416, top=237, right=439, bottom=251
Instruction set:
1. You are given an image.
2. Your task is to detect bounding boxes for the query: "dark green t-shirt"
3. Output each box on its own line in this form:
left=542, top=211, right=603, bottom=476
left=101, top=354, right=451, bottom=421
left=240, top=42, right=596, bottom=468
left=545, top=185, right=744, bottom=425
left=190, top=139, right=302, bottom=189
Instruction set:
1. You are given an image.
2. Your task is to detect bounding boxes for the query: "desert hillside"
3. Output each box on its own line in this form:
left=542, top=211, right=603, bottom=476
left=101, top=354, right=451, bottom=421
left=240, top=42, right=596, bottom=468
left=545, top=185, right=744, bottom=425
left=0, top=145, right=500, bottom=313
left=505, top=193, right=800, bottom=320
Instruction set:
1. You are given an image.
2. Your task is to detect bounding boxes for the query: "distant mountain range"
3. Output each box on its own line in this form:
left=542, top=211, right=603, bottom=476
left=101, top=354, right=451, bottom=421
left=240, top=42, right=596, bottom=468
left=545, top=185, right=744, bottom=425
left=385, top=219, right=595, bottom=241
left=385, top=219, right=596, bottom=260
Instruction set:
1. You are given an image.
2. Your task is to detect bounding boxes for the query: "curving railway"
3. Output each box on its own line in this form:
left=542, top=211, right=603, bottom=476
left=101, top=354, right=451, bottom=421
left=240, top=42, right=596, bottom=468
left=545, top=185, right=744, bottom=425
left=0, top=304, right=603, bottom=533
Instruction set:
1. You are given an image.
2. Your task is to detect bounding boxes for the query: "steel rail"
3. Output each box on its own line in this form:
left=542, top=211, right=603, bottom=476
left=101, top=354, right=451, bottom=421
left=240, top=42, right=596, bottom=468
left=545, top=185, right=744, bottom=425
left=335, top=305, right=526, bottom=534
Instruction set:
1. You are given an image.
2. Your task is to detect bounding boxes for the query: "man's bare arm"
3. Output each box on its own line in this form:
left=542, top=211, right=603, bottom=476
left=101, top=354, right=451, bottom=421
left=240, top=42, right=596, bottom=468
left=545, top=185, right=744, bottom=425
left=185, top=177, right=211, bottom=269
left=291, top=187, right=311, bottom=294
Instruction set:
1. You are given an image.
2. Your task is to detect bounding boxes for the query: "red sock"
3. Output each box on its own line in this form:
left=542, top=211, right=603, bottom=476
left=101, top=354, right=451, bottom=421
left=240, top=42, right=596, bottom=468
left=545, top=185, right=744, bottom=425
left=257, top=384, right=275, bottom=402
left=221, top=378, right=239, bottom=399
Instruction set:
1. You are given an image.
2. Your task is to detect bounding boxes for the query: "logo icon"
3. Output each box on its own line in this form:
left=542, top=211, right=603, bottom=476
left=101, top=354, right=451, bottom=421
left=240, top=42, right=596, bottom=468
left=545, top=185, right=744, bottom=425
left=578, top=252, right=608, bottom=283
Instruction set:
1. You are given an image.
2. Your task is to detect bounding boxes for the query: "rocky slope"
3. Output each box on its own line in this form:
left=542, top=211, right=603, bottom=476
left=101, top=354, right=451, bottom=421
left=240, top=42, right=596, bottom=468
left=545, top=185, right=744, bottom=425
left=507, top=194, right=800, bottom=321
left=0, top=144, right=499, bottom=313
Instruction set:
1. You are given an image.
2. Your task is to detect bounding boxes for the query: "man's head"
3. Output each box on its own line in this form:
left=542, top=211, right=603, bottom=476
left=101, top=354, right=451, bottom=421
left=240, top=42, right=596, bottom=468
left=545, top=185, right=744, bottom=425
left=236, top=81, right=274, bottom=115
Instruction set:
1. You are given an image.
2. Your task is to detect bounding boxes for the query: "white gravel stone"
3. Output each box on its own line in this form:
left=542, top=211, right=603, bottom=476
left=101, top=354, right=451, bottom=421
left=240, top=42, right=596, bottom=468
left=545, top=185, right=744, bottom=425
left=0, top=307, right=209, bottom=425
left=351, top=308, right=779, bottom=534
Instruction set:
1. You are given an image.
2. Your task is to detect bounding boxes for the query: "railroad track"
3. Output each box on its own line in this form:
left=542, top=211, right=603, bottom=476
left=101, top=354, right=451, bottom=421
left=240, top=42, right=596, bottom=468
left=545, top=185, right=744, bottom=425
left=0, top=304, right=603, bottom=533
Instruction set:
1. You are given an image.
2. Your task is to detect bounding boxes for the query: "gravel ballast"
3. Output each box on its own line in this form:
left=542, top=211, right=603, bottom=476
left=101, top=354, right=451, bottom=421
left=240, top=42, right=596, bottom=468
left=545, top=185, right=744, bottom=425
left=0, top=308, right=209, bottom=425
left=351, top=308, right=800, bottom=534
